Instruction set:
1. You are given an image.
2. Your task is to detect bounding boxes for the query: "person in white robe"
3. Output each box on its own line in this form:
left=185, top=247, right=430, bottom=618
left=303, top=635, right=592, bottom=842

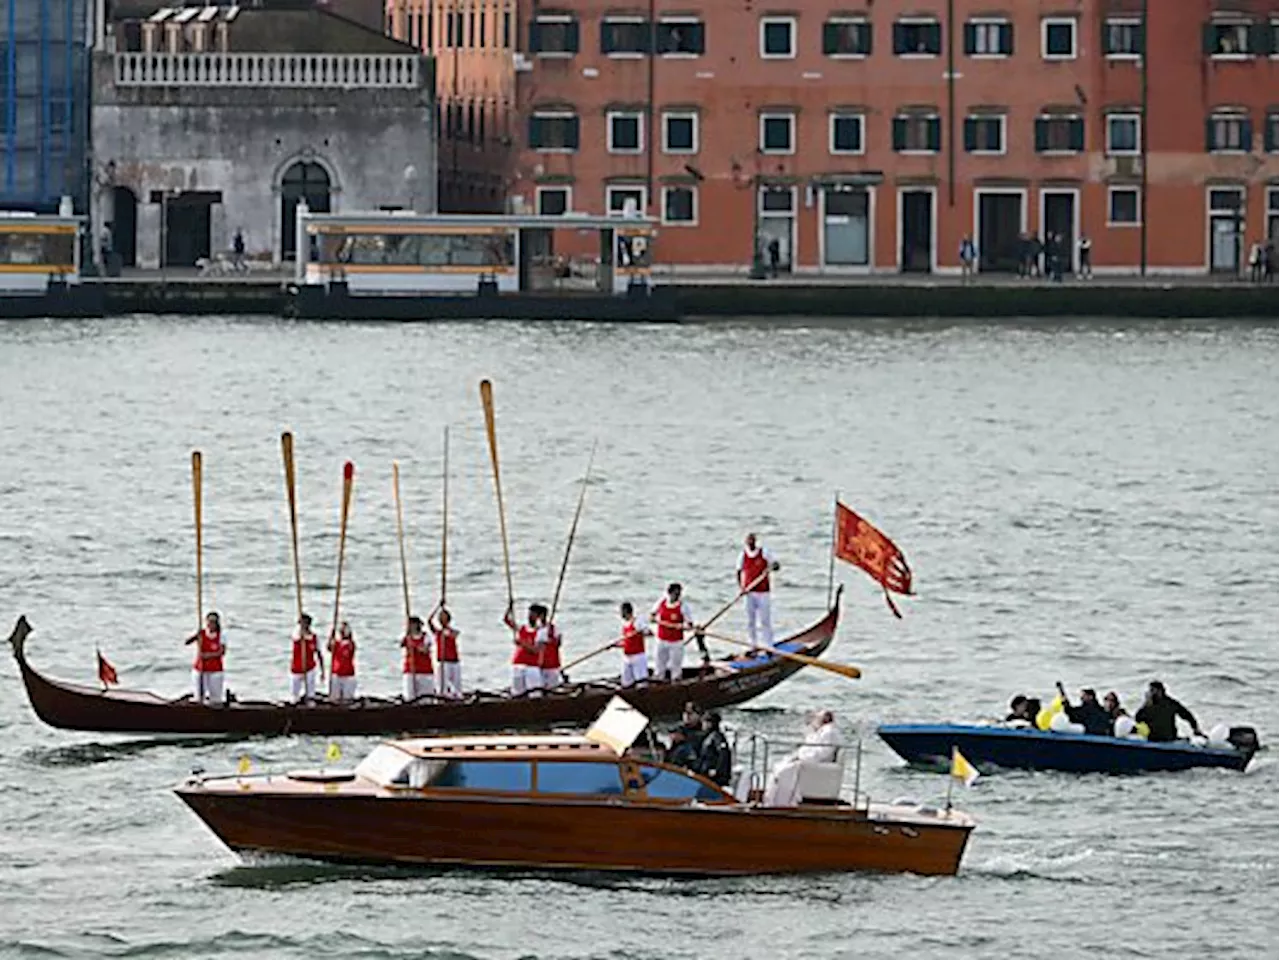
left=762, top=710, right=840, bottom=807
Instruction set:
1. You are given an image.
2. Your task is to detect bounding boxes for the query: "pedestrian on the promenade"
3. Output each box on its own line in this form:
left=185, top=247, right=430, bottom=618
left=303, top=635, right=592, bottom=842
left=1077, top=235, right=1092, bottom=279
left=959, top=235, right=977, bottom=281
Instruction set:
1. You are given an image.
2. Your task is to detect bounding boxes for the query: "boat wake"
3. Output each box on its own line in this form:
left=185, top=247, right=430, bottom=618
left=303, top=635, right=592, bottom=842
left=966, top=845, right=1101, bottom=885
left=22, top=736, right=233, bottom=768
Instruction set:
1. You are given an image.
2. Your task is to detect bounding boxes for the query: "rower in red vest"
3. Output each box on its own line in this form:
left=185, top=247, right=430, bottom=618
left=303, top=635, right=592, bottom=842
left=738, top=532, right=780, bottom=650
left=503, top=602, right=546, bottom=695
left=539, top=606, right=564, bottom=689
left=428, top=604, right=462, bottom=700
left=649, top=583, right=694, bottom=682
left=401, top=615, right=434, bottom=701
left=616, top=601, right=651, bottom=687
left=290, top=613, right=325, bottom=703
left=184, top=611, right=226, bottom=704
left=327, top=620, right=357, bottom=701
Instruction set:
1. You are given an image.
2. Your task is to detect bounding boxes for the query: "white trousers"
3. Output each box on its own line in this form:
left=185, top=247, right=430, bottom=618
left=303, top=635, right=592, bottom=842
left=330, top=675, right=358, bottom=701
left=436, top=662, right=462, bottom=699
left=512, top=665, right=543, bottom=695
left=621, top=652, right=649, bottom=687
left=290, top=668, right=318, bottom=702
left=655, top=640, right=684, bottom=681
left=402, top=672, right=434, bottom=701
left=193, top=670, right=224, bottom=704
left=763, top=757, right=802, bottom=807
left=746, top=591, right=774, bottom=646
left=541, top=668, right=564, bottom=689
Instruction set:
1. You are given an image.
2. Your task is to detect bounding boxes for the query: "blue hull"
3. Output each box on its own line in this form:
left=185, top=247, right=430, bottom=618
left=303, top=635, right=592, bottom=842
left=877, top=724, right=1255, bottom=774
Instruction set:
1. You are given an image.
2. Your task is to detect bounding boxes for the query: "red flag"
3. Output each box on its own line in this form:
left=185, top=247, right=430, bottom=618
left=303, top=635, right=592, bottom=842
left=834, top=501, right=913, bottom=618
left=97, top=650, right=119, bottom=687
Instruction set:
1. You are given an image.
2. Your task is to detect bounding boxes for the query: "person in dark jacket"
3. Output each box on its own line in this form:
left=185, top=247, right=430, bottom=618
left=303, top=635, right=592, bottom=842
left=695, top=711, right=733, bottom=786
left=1135, top=681, right=1203, bottom=742
left=664, top=728, right=699, bottom=768
left=1055, top=683, right=1113, bottom=736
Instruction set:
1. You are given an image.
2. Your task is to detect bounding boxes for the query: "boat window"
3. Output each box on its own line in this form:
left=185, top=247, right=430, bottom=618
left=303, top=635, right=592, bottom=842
left=639, top=765, right=724, bottom=801
left=433, top=760, right=533, bottom=791
left=534, top=761, right=625, bottom=795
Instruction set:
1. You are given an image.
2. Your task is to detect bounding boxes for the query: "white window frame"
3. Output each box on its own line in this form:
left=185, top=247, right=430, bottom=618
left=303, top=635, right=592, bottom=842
left=1037, top=113, right=1083, bottom=154
left=605, top=184, right=648, bottom=217
left=661, top=185, right=698, bottom=226
left=1105, top=112, right=1142, bottom=156
left=1104, top=17, right=1142, bottom=61
left=758, top=184, right=797, bottom=214
left=896, top=17, right=941, bottom=59
left=896, top=113, right=940, bottom=155
left=1041, top=17, right=1077, bottom=61
left=661, top=110, right=699, bottom=154
left=1208, top=111, right=1249, bottom=154
left=1272, top=18, right=1279, bottom=61
left=535, top=184, right=572, bottom=216
left=828, top=112, right=866, bottom=155
left=606, top=110, right=644, bottom=155
left=656, top=16, right=702, bottom=58
left=1208, top=19, right=1251, bottom=61
left=826, top=16, right=870, bottom=59
left=967, top=113, right=1006, bottom=156
left=602, top=15, right=647, bottom=59
left=759, top=111, right=796, bottom=155
left=1106, top=186, right=1141, bottom=227
left=534, top=14, right=575, bottom=58
left=759, top=16, right=796, bottom=59
left=969, top=17, right=1010, bottom=59
left=531, top=110, right=578, bottom=153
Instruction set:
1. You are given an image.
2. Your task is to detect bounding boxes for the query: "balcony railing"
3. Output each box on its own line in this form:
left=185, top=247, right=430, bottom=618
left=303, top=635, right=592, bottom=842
left=113, top=53, right=421, bottom=88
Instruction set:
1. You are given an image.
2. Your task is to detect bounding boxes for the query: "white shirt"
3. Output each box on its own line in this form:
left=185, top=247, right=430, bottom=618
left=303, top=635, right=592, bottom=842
left=736, top=546, right=777, bottom=572
left=796, top=721, right=839, bottom=762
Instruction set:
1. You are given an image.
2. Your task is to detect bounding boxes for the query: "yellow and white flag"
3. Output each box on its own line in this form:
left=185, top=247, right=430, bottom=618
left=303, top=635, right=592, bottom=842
left=951, top=747, right=980, bottom=788
left=237, top=755, right=252, bottom=776
left=325, top=742, right=342, bottom=763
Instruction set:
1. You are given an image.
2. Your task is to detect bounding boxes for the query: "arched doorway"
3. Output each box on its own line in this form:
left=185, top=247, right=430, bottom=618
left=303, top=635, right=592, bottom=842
left=280, top=161, right=332, bottom=260
left=111, top=186, right=138, bottom=267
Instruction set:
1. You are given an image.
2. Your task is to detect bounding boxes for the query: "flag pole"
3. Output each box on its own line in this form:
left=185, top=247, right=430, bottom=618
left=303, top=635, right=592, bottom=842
left=945, top=746, right=955, bottom=812
left=826, top=491, right=838, bottom=608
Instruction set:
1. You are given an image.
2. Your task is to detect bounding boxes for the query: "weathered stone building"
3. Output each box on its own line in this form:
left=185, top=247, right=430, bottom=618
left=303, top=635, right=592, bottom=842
left=92, top=1, right=437, bottom=268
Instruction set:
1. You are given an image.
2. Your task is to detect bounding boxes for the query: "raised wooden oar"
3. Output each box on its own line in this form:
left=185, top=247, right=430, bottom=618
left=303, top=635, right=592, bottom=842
left=280, top=431, right=304, bottom=621
left=479, top=379, right=515, bottom=610
left=192, top=450, right=203, bottom=632
left=699, top=628, right=862, bottom=680
left=549, top=440, right=597, bottom=623
left=392, top=461, right=411, bottom=622
left=330, top=461, right=355, bottom=632
left=561, top=629, right=635, bottom=673
left=682, top=566, right=772, bottom=647
left=440, top=427, right=449, bottom=606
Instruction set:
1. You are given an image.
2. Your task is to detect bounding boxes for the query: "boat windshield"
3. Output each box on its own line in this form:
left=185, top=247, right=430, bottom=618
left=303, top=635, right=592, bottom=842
left=431, top=760, right=534, bottom=791
left=639, top=765, right=726, bottom=802
left=534, top=760, right=625, bottom=795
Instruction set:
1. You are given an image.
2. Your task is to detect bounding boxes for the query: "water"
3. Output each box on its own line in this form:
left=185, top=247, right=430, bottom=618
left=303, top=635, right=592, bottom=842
left=1, top=316, right=1276, bottom=959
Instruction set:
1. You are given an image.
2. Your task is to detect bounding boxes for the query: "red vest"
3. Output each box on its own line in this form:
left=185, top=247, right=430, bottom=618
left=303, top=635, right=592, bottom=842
left=655, top=600, right=685, bottom=642
left=194, top=629, right=223, bottom=672
left=435, top=627, right=459, bottom=663
left=541, top=625, right=562, bottom=669
left=620, top=619, right=646, bottom=656
left=291, top=632, right=319, bottom=674
left=403, top=633, right=434, bottom=674
left=331, top=636, right=356, bottom=677
left=512, top=625, right=541, bottom=666
left=741, top=548, right=771, bottom=592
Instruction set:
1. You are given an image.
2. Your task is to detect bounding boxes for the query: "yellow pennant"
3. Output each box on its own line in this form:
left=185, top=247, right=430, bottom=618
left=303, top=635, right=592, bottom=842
left=237, top=755, right=252, bottom=776
left=325, top=742, right=342, bottom=763
left=950, top=747, right=980, bottom=788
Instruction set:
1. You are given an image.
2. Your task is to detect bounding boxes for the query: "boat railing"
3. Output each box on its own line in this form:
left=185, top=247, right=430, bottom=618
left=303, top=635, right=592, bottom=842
left=729, top=731, right=869, bottom=811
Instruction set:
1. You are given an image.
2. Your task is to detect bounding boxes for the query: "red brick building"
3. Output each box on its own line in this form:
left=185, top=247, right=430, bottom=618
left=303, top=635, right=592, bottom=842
left=394, top=0, right=1277, bottom=273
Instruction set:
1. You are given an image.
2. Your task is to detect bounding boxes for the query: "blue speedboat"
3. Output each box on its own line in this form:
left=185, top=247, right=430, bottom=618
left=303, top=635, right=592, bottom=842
left=877, top=723, right=1259, bottom=774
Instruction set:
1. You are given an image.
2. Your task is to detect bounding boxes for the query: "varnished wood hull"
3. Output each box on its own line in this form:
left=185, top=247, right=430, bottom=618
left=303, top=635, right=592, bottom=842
left=176, top=788, right=971, bottom=877
left=7, top=593, right=840, bottom=737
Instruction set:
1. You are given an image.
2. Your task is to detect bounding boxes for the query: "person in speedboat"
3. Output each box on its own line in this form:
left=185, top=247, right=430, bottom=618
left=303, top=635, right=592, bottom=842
left=1135, top=681, right=1203, bottom=742
left=1055, top=683, right=1113, bottom=736
left=762, top=710, right=840, bottom=805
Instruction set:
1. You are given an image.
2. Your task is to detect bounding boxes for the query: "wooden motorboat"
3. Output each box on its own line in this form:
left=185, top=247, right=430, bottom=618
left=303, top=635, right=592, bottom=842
left=176, top=719, right=975, bottom=876
left=7, top=591, right=841, bottom=737
left=877, top=722, right=1260, bottom=774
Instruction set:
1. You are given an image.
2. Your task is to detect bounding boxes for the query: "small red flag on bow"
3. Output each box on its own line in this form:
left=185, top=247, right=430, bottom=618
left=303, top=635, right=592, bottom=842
left=833, top=501, right=913, bottom=618
left=97, top=650, right=119, bottom=687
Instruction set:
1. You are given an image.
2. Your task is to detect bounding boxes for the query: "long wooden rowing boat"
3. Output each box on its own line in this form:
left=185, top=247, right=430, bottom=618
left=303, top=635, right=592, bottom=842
left=7, top=590, right=841, bottom=737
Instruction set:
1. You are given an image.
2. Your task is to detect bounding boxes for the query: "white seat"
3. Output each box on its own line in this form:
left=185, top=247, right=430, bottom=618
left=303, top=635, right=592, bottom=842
left=794, top=760, right=843, bottom=802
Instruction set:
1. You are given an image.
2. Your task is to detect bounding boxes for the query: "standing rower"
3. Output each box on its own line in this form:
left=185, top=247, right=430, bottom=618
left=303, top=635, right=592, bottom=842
left=184, top=611, right=226, bottom=704
left=290, top=613, right=324, bottom=703
left=616, top=601, right=651, bottom=687
left=328, top=621, right=357, bottom=701
left=738, top=532, right=780, bottom=649
left=540, top=606, right=564, bottom=689
left=401, top=616, right=434, bottom=701
left=504, top=603, right=546, bottom=695
left=429, top=604, right=462, bottom=699
left=650, top=583, right=694, bottom=683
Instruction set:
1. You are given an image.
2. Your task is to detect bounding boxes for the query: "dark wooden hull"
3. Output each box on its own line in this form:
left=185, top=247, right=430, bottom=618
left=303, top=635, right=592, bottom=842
left=176, top=787, right=970, bottom=876
left=8, top=593, right=840, bottom=737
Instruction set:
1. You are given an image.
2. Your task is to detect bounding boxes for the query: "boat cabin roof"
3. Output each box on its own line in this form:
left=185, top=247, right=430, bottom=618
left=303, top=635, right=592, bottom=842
left=384, top=733, right=607, bottom=760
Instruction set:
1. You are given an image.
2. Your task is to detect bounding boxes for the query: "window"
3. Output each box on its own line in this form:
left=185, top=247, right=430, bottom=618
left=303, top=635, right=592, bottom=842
left=965, top=19, right=1012, bottom=57
left=607, top=111, right=644, bottom=153
left=759, top=112, right=795, bottom=154
left=823, top=17, right=871, bottom=57
left=964, top=114, right=1005, bottom=154
left=535, top=761, right=624, bottom=794
left=606, top=185, right=647, bottom=216
left=894, top=19, right=941, bottom=56
left=1202, top=20, right=1252, bottom=57
left=1268, top=111, right=1279, bottom=153
left=1268, top=187, right=1278, bottom=240
left=655, top=17, right=704, bottom=55
left=829, top=112, right=864, bottom=154
left=662, top=111, right=698, bottom=153
left=426, top=8, right=434, bottom=47
left=601, top=17, right=649, bottom=55
left=1206, top=112, right=1250, bottom=152
left=662, top=186, right=697, bottom=224
left=1106, top=113, right=1141, bottom=155
left=434, top=761, right=533, bottom=791
left=528, top=111, right=580, bottom=151
left=1108, top=186, right=1141, bottom=226
left=760, top=17, right=795, bottom=58
left=479, top=9, right=486, bottom=47
left=1104, top=17, right=1143, bottom=58
left=467, top=9, right=475, bottom=47
left=536, top=185, right=570, bottom=215
left=892, top=113, right=941, bottom=153
left=531, top=14, right=579, bottom=55
left=1042, top=17, right=1077, bottom=59
left=639, top=765, right=724, bottom=801
left=502, top=8, right=511, bottom=46
left=1035, top=114, right=1085, bottom=152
